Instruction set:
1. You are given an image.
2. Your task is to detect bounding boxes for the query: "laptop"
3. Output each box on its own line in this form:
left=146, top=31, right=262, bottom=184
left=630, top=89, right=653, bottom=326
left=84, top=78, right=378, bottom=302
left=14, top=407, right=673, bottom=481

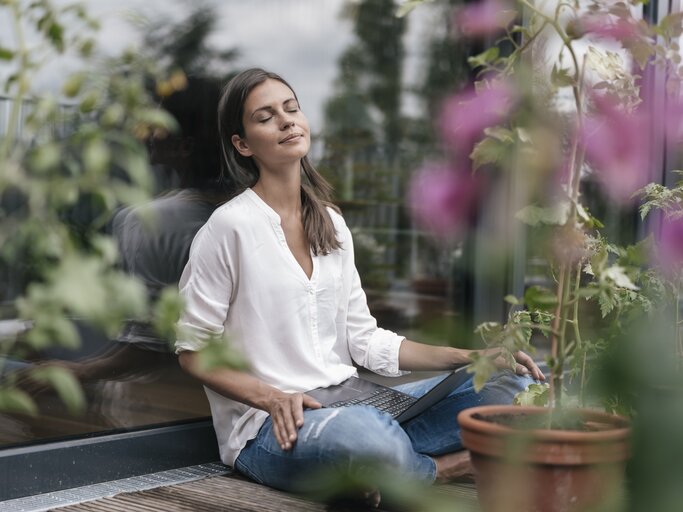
left=306, top=365, right=471, bottom=424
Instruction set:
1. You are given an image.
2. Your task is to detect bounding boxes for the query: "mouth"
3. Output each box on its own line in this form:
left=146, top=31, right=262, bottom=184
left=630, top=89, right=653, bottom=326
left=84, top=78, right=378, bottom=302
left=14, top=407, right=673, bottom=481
left=279, top=133, right=304, bottom=144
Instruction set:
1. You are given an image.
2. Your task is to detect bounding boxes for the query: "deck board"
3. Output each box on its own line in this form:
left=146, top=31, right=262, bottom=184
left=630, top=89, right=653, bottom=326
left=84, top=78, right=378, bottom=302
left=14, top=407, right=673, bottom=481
left=54, top=473, right=478, bottom=512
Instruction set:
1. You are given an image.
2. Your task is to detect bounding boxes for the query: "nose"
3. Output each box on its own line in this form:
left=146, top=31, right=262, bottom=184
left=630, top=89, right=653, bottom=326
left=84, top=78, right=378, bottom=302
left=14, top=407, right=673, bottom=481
left=280, top=111, right=295, bottom=130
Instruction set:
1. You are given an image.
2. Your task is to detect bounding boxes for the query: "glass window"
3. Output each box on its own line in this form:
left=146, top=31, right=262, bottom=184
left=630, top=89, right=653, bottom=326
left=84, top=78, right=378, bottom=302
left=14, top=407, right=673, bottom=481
left=0, top=0, right=484, bottom=449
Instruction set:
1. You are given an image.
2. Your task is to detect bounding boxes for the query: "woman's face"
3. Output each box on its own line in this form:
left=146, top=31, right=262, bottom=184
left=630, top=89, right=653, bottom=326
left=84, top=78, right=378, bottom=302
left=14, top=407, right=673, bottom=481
left=232, top=78, right=311, bottom=171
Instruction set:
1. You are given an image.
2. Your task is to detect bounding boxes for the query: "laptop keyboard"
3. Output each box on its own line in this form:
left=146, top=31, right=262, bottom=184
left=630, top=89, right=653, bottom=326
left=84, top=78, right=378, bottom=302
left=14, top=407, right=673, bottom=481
left=329, top=388, right=417, bottom=417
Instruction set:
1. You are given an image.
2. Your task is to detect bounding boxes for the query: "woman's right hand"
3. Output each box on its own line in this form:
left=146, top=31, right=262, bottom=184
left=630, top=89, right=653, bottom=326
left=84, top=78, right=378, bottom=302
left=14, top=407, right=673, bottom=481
left=265, top=390, right=321, bottom=451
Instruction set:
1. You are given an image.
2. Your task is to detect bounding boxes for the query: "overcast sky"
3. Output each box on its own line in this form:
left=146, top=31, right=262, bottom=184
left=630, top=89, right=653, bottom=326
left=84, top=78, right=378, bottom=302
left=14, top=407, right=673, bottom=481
left=0, top=0, right=436, bottom=131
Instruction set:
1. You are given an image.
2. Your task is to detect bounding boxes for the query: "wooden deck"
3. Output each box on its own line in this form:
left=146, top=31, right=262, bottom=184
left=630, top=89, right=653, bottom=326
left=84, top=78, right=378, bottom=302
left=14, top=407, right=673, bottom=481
left=53, top=473, right=479, bottom=512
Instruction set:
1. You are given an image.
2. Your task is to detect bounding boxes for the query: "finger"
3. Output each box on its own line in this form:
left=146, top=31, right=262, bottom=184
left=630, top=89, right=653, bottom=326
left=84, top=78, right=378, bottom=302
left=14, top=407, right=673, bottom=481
left=302, top=393, right=322, bottom=410
left=271, top=413, right=289, bottom=450
left=291, top=394, right=306, bottom=429
left=516, top=351, right=545, bottom=381
left=515, top=363, right=530, bottom=376
left=280, top=400, right=299, bottom=446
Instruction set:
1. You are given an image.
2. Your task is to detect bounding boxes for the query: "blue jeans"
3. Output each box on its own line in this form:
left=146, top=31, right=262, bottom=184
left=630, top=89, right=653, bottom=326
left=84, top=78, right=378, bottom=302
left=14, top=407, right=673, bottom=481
left=234, top=371, right=534, bottom=492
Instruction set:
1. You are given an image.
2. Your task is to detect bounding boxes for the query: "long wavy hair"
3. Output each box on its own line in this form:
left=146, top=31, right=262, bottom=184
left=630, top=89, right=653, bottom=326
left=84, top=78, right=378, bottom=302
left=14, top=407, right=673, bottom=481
left=218, top=68, right=340, bottom=255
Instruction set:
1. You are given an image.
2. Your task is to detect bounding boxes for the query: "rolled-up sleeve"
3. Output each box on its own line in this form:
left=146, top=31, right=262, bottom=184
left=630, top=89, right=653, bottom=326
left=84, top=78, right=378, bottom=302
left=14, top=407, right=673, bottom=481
left=340, top=223, right=407, bottom=377
left=175, top=220, right=233, bottom=353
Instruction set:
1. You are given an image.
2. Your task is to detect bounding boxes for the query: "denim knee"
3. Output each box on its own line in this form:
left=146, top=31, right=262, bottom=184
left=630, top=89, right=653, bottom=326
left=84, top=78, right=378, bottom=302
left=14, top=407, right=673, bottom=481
left=319, top=406, right=412, bottom=466
left=478, top=371, right=536, bottom=405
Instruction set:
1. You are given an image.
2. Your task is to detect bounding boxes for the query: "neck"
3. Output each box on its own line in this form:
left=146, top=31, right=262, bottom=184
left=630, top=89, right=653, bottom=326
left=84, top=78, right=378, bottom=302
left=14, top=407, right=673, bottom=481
left=252, top=161, right=303, bottom=216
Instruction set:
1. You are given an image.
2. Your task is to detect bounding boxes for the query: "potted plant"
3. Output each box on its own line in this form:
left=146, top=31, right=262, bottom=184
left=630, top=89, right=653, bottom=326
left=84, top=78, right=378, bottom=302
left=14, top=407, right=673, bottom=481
left=403, top=0, right=683, bottom=510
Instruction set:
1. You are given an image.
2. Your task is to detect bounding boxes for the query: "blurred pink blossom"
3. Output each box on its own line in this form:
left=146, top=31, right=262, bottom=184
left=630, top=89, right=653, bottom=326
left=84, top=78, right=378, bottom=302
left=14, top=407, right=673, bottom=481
left=408, top=162, right=480, bottom=238
left=452, top=0, right=515, bottom=38
left=576, top=13, right=641, bottom=42
left=657, top=212, right=683, bottom=275
left=438, top=82, right=516, bottom=157
left=580, top=95, right=651, bottom=203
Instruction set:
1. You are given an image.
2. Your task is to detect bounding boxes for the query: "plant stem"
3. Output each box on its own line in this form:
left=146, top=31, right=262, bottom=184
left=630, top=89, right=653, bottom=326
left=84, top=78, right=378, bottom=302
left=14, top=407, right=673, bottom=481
left=572, top=262, right=587, bottom=406
left=549, top=263, right=567, bottom=407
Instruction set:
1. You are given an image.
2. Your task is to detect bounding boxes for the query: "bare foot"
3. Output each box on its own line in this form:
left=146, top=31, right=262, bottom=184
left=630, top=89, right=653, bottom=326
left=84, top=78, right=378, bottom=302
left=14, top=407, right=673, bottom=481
left=433, top=450, right=474, bottom=483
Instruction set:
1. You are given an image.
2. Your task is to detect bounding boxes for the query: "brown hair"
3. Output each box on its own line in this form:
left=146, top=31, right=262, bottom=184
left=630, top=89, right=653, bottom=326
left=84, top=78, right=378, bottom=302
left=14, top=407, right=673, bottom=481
left=218, top=68, right=341, bottom=255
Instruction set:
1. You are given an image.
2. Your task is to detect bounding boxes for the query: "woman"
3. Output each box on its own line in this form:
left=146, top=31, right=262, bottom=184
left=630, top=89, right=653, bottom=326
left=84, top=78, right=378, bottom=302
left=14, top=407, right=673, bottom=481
left=175, top=68, right=544, bottom=497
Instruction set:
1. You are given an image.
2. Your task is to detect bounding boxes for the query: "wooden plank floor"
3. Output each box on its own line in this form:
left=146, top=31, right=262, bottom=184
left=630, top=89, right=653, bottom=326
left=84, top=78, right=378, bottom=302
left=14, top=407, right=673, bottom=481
left=54, top=473, right=479, bottom=512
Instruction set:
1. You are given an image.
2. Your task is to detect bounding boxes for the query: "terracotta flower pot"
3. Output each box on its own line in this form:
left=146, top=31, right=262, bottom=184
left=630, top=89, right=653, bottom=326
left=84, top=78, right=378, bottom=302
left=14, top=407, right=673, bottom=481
left=458, top=405, right=631, bottom=512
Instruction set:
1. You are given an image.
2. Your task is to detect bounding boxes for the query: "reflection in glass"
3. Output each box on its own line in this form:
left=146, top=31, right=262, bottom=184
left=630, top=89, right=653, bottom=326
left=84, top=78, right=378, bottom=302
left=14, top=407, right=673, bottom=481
left=0, top=77, right=228, bottom=446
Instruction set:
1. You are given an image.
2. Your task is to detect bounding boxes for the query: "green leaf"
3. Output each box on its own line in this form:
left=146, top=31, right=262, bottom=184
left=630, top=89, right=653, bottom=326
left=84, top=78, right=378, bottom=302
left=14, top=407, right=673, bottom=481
left=470, top=136, right=507, bottom=170
left=104, top=273, right=148, bottom=321
left=474, top=321, right=504, bottom=345
left=101, top=104, right=125, bottom=127
left=513, top=382, right=549, bottom=406
left=524, top=286, right=558, bottom=311
left=467, top=352, right=498, bottom=392
left=62, top=72, right=85, bottom=98
left=658, top=12, right=683, bottom=38
left=550, top=65, right=575, bottom=88
left=577, top=287, right=600, bottom=299
left=598, top=289, right=617, bottom=317
left=623, top=39, right=656, bottom=70
left=603, top=265, right=639, bottom=290
left=82, top=139, right=111, bottom=176
left=46, top=22, right=65, bottom=53
left=395, top=0, right=431, bottom=17
left=467, top=47, right=500, bottom=70
left=135, top=108, right=179, bottom=131
left=29, top=143, right=61, bottom=173
left=0, top=388, right=38, bottom=416
left=79, top=91, right=100, bottom=113
left=91, top=235, right=119, bottom=265
left=622, top=237, right=652, bottom=267
left=79, top=39, right=95, bottom=57
left=484, top=126, right=514, bottom=143
left=195, top=335, right=247, bottom=373
left=31, top=366, right=85, bottom=415
left=0, top=47, right=14, bottom=60
left=504, top=295, right=520, bottom=305
left=576, top=203, right=604, bottom=228
left=48, top=315, right=81, bottom=349
left=515, top=202, right=570, bottom=226
left=153, top=287, right=184, bottom=346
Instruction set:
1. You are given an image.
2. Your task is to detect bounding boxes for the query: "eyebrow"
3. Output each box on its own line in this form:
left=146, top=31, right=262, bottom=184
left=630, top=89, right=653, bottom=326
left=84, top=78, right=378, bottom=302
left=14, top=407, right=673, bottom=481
left=249, top=97, right=298, bottom=120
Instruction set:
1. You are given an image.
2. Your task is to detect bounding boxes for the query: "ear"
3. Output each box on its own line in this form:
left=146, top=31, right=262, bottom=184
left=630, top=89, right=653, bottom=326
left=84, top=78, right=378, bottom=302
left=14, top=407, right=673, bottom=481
left=231, top=134, right=252, bottom=158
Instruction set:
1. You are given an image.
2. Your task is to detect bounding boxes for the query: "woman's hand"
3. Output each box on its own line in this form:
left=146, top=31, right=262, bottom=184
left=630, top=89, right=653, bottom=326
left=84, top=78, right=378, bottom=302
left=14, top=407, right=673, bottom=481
left=265, top=390, right=321, bottom=451
left=490, top=349, right=545, bottom=381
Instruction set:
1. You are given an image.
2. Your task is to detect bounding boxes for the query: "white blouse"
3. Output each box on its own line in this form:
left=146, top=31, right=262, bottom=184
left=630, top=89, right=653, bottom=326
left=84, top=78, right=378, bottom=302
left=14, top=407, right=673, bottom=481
left=175, top=188, right=406, bottom=466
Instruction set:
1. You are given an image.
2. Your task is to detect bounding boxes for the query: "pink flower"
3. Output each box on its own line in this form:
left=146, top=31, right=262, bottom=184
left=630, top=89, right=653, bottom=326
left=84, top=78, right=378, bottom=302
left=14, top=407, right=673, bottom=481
left=576, top=13, right=641, bottom=42
left=438, top=82, right=516, bottom=157
left=408, top=162, right=480, bottom=238
left=580, top=95, right=651, bottom=203
left=452, top=0, right=515, bottom=38
left=657, top=212, right=683, bottom=275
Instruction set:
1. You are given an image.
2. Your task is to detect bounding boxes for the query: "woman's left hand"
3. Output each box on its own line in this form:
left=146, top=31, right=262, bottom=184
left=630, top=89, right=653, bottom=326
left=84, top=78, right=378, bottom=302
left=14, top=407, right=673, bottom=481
left=505, top=350, right=545, bottom=381
left=482, top=348, right=545, bottom=381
